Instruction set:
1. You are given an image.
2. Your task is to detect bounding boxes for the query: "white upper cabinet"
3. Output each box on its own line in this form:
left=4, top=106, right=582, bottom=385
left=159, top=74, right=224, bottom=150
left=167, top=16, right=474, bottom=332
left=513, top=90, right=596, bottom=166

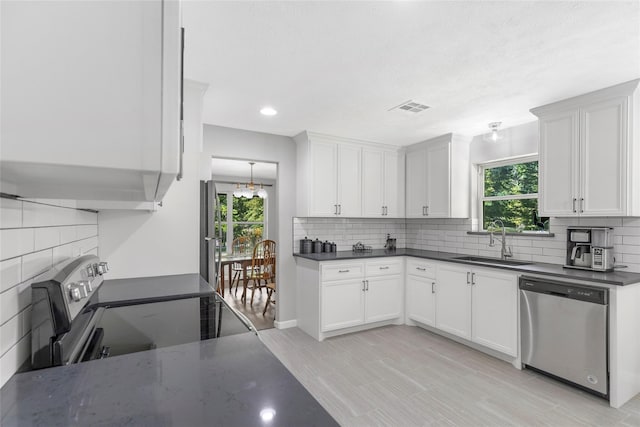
left=295, top=132, right=403, bottom=218
left=0, top=0, right=181, bottom=205
left=532, top=79, right=640, bottom=217
left=362, top=148, right=405, bottom=217
left=405, top=134, right=470, bottom=218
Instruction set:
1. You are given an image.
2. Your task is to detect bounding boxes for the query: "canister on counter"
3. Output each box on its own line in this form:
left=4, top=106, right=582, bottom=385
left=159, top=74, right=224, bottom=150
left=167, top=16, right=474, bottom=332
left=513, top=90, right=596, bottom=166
left=300, top=237, right=312, bottom=254
left=312, top=238, right=323, bottom=253
left=323, top=240, right=332, bottom=252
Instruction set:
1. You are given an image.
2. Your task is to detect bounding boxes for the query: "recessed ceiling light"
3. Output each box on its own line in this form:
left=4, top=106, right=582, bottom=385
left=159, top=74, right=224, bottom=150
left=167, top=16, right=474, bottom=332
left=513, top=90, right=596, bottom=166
left=260, top=106, right=278, bottom=116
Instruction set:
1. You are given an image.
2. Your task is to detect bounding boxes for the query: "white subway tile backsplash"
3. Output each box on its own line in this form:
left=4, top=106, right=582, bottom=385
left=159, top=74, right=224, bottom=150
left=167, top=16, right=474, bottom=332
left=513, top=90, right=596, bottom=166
left=0, top=334, right=30, bottom=388
left=22, top=249, right=53, bottom=281
left=0, top=199, right=22, bottom=229
left=77, top=224, right=98, bottom=240
left=0, top=198, right=98, bottom=389
left=60, top=226, right=77, bottom=245
left=301, top=216, right=640, bottom=273
left=0, top=286, right=19, bottom=324
left=34, top=227, right=61, bottom=251
left=0, top=229, right=34, bottom=261
left=23, top=202, right=77, bottom=227
left=0, top=258, right=21, bottom=293
left=52, top=243, right=75, bottom=265
left=623, top=236, right=640, bottom=246
left=0, top=313, right=22, bottom=356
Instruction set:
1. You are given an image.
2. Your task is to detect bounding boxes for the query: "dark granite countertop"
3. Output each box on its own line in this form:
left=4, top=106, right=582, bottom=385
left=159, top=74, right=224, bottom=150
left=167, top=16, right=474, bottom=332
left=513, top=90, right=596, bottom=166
left=0, top=333, right=337, bottom=427
left=294, top=249, right=640, bottom=286
left=93, top=273, right=214, bottom=306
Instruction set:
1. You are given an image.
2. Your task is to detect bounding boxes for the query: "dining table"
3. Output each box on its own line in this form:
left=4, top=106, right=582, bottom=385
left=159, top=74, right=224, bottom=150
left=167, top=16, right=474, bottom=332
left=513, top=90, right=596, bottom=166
left=217, top=253, right=255, bottom=299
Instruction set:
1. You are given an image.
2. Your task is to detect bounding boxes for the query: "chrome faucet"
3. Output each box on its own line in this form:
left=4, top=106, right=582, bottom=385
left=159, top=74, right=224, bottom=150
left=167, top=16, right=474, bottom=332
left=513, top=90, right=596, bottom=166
left=488, top=219, right=513, bottom=260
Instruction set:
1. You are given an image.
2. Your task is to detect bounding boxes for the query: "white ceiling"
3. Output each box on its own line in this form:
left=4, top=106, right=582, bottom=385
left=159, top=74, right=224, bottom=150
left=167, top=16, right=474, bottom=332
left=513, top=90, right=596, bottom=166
left=183, top=1, right=640, bottom=146
left=211, top=158, right=277, bottom=180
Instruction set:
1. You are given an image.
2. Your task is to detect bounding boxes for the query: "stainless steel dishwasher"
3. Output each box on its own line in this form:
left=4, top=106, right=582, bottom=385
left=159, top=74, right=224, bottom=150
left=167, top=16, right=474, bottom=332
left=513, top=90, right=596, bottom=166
left=520, top=276, right=608, bottom=398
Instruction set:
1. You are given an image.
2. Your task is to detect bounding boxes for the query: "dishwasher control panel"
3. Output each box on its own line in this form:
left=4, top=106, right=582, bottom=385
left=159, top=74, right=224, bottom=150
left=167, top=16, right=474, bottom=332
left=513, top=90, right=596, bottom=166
left=519, top=277, right=608, bottom=305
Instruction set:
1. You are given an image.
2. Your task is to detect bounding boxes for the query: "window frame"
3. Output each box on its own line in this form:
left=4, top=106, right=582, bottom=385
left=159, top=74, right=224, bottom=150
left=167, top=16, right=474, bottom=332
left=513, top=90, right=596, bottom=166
left=478, top=154, right=541, bottom=232
left=218, top=191, right=267, bottom=254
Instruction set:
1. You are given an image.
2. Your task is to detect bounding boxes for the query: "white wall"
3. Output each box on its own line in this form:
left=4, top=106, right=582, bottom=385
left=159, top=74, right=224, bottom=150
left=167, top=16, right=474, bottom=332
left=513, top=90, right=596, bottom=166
left=98, top=81, right=207, bottom=279
left=203, top=125, right=297, bottom=325
left=470, top=120, right=538, bottom=164
left=0, top=198, right=98, bottom=387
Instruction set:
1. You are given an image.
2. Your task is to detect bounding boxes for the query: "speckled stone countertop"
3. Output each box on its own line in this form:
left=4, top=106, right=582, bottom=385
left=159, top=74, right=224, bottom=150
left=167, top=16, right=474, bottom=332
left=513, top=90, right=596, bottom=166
left=0, top=333, right=337, bottom=427
left=294, top=249, right=640, bottom=286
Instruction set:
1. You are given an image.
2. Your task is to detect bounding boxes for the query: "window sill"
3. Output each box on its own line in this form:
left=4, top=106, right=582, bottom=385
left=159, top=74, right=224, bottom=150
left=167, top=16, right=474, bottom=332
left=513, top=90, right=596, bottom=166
left=467, top=231, right=555, bottom=238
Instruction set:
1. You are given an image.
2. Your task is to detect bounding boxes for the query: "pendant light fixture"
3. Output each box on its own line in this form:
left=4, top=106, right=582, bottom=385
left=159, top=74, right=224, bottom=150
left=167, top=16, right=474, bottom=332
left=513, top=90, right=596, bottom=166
left=233, top=162, right=268, bottom=199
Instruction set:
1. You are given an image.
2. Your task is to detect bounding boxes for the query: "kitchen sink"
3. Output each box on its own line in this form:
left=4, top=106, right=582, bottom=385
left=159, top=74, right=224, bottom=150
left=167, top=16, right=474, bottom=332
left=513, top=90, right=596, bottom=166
left=453, top=256, right=532, bottom=266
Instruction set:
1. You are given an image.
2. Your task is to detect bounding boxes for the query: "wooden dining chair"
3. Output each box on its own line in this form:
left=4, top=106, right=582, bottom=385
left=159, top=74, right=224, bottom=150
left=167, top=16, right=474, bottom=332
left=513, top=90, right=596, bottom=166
left=230, top=236, right=251, bottom=295
left=243, top=239, right=276, bottom=305
left=263, top=282, right=276, bottom=316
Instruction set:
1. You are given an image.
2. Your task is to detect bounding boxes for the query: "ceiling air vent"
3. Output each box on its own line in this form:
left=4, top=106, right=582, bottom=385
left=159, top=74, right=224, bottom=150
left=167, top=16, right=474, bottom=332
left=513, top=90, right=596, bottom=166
left=389, top=100, right=430, bottom=113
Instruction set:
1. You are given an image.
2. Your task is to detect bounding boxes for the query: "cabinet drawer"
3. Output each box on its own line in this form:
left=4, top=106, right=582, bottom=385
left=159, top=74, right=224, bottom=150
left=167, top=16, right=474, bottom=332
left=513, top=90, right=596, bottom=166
left=365, top=258, right=402, bottom=277
left=406, top=259, right=435, bottom=278
left=321, top=263, right=364, bottom=282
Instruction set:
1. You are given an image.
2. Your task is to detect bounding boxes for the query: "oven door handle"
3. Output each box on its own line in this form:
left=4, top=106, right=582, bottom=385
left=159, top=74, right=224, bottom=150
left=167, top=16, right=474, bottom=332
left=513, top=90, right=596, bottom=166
left=68, top=307, right=106, bottom=364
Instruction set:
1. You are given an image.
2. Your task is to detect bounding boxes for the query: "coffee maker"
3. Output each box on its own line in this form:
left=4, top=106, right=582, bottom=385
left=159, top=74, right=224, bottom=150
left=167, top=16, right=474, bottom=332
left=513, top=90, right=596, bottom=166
left=565, top=226, right=614, bottom=272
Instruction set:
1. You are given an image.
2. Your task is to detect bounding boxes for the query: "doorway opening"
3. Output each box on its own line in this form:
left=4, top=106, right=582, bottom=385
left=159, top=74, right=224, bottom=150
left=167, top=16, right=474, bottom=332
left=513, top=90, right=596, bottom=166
left=210, top=157, right=277, bottom=331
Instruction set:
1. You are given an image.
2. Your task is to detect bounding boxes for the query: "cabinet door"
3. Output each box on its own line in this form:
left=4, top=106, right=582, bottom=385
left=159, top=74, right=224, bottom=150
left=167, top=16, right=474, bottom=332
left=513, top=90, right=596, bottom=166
left=383, top=151, right=402, bottom=217
left=309, top=141, right=338, bottom=216
left=362, top=149, right=385, bottom=217
left=321, top=280, right=365, bottom=332
left=471, top=269, right=518, bottom=356
left=337, top=144, right=362, bottom=216
left=580, top=97, right=628, bottom=216
left=425, top=142, right=450, bottom=217
left=406, top=275, right=436, bottom=327
left=538, top=110, right=580, bottom=216
left=435, top=264, right=471, bottom=340
left=405, top=149, right=427, bottom=217
left=365, top=276, right=402, bottom=323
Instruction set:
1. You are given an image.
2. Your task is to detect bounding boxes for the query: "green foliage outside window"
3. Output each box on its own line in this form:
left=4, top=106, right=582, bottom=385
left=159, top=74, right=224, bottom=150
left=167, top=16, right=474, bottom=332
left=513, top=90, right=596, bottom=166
left=482, top=160, right=549, bottom=231
left=216, top=193, right=265, bottom=253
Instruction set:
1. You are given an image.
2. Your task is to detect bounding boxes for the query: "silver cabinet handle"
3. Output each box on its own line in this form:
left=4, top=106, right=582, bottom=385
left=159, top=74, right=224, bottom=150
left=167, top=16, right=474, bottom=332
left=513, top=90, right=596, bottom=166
left=580, top=198, right=584, bottom=213
left=366, top=280, right=369, bottom=291
left=362, top=280, right=366, bottom=291
left=425, top=206, right=429, bottom=216
left=177, top=27, right=185, bottom=182
left=466, top=272, right=470, bottom=284
left=416, top=267, right=426, bottom=271
left=471, top=273, right=476, bottom=285
left=338, top=269, right=350, bottom=273
left=432, top=282, right=436, bottom=294
left=338, top=204, right=342, bottom=215
left=382, top=206, right=385, bottom=216
left=379, top=266, right=390, bottom=270
left=422, top=206, right=426, bottom=216
left=572, top=198, right=577, bottom=213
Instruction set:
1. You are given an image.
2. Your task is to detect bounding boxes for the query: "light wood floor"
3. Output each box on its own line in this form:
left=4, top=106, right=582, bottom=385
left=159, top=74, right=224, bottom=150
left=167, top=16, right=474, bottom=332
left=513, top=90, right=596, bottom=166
left=222, top=282, right=274, bottom=331
left=260, top=325, right=640, bottom=426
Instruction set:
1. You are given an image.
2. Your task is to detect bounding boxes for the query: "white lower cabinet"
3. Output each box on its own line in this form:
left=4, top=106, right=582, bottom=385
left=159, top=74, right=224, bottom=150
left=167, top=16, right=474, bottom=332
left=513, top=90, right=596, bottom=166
left=319, top=258, right=403, bottom=334
left=321, top=279, right=365, bottom=331
left=435, top=263, right=518, bottom=357
left=471, top=269, right=519, bottom=356
left=366, top=276, right=403, bottom=323
left=435, top=264, right=472, bottom=340
left=405, top=259, right=436, bottom=327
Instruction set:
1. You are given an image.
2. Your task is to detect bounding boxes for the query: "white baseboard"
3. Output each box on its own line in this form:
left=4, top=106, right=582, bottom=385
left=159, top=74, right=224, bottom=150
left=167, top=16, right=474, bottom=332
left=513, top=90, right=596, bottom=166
left=274, top=319, right=298, bottom=329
